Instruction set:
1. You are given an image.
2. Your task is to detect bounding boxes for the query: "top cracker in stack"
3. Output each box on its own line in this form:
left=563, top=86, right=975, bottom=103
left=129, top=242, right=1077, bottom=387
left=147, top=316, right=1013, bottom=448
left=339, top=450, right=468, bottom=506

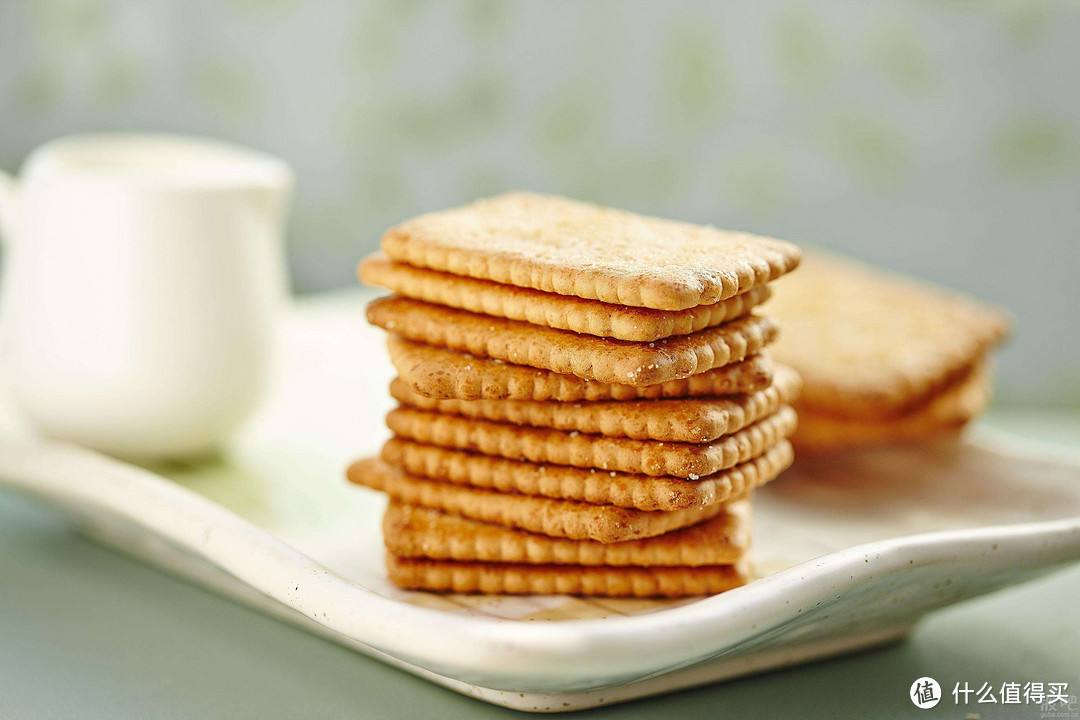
left=376, top=191, right=799, bottom=313
left=352, top=192, right=802, bottom=597
left=768, top=251, right=1011, bottom=453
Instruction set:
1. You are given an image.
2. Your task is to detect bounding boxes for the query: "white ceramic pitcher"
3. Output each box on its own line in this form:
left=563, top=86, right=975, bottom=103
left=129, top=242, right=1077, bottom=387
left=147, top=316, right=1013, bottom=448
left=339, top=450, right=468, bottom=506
left=0, top=134, right=293, bottom=461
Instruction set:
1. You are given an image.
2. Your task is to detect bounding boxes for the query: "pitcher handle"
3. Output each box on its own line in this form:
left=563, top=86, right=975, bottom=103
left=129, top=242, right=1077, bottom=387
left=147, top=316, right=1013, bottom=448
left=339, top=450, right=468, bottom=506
left=0, top=168, right=18, bottom=244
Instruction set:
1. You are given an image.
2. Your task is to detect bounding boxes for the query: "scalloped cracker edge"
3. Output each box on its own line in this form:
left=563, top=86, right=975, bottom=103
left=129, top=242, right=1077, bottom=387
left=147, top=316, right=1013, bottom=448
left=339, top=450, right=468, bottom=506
left=385, top=405, right=797, bottom=478
left=383, top=501, right=750, bottom=566
left=348, top=458, right=733, bottom=543
left=381, top=438, right=794, bottom=511
left=368, top=296, right=778, bottom=387
left=389, top=365, right=800, bottom=442
left=360, top=254, right=771, bottom=341
left=385, top=554, right=749, bottom=597
left=388, top=337, right=775, bottom=401
left=381, top=192, right=800, bottom=311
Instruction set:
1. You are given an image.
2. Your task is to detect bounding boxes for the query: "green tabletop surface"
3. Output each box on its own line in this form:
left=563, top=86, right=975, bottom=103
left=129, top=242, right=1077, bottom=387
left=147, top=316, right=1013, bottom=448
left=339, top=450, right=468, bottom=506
left=2, top=364, right=1078, bottom=720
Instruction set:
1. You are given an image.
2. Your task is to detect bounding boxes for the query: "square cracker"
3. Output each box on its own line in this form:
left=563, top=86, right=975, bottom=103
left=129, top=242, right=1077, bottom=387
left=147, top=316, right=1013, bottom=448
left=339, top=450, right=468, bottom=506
left=388, top=336, right=775, bottom=401
left=368, top=296, right=778, bottom=387
left=769, top=252, right=1009, bottom=417
left=383, top=501, right=751, bottom=566
left=389, top=364, right=801, bottom=442
left=347, top=458, right=729, bottom=542
left=794, top=360, right=990, bottom=453
left=381, top=438, right=794, bottom=511
left=359, top=254, right=771, bottom=342
left=385, top=554, right=748, bottom=597
left=381, top=192, right=800, bottom=311
left=384, top=405, right=798, bottom=478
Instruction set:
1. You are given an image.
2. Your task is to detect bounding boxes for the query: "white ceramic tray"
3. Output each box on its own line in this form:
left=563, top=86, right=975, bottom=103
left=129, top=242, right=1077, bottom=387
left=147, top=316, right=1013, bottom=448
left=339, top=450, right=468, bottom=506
left=2, top=298, right=1079, bottom=712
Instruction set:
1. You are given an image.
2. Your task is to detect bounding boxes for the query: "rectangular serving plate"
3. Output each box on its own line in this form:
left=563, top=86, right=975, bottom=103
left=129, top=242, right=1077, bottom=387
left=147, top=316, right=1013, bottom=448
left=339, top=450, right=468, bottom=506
left=2, top=296, right=1078, bottom=712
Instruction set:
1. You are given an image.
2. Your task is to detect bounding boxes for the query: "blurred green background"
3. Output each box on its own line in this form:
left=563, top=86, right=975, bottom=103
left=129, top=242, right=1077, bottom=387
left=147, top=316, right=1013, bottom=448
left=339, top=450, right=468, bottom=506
left=0, top=0, right=1078, bottom=407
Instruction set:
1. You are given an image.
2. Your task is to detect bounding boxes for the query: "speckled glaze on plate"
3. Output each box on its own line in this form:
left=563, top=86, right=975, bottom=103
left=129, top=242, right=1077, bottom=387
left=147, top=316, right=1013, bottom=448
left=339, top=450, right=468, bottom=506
left=1, top=300, right=1078, bottom=712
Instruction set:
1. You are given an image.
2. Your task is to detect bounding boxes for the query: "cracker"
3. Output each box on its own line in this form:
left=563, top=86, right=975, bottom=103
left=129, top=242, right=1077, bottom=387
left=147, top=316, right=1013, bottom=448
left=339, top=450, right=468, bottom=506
left=794, top=361, right=991, bottom=453
left=769, top=251, right=1009, bottom=418
left=368, top=297, right=778, bottom=386
left=381, top=438, right=794, bottom=511
left=347, top=458, right=729, bottom=542
left=386, top=554, right=748, bottom=597
left=389, top=365, right=801, bottom=442
left=359, top=254, right=772, bottom=341
left=388, top=336, right=774, bottom=401
left=383, top=501, right=751, bottom=566
left=381, top=192, right=800, bottom=310
left=384, top=406, right=798, bottom=478
left=794, top=413, right=964, bottom=454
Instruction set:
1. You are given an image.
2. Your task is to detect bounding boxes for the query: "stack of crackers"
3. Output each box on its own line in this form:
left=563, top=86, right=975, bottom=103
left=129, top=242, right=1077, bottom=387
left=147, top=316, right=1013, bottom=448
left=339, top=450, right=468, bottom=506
left=349, top=192, right=802, bottom=597
left=768, top=252, right=1011, bottom=453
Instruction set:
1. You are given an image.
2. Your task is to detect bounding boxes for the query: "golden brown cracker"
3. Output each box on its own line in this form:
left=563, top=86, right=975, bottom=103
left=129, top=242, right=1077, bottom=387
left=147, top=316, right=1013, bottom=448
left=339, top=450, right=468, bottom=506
left=382, top=438, right=794, bottom=511
left=388, top=365, right=801, bottom=442
left=769, top=252, right=1009, bottom=418
left=385, top=554, right=748, bottom=597
left=347, top=458, right=728, bottom=542
left=794, top=413, right=964, bottom=454
left=793, top=361, right=991, bottom=453
left=388, top=336, right=775, bottom=401
left=368, top=296, right=778, bottom=387
left=384, top=405, right=798, bottom=478
left=359, top=254, right=771, bottom=341
left=381, top=192, right=800, bottom=311
left=383, top=501, right=751, bottom=566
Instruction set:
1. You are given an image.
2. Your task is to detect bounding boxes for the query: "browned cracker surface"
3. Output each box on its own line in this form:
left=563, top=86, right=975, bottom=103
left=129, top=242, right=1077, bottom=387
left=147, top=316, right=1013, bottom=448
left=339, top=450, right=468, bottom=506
left=388, top=336, right=775, bottom=401
left=359, top=254, right=772, bottom=341
left=368, top=296, right=778, bottom=387
left=386, top=554, right=748, bottom=597
left=381, top=438, right=794, bottom=511
left=769, top=252, right=1009, bottom=418
left=380, top=192, right=800, bottom=311
left=347, top=458, right=728, bottom=542
left=794, top=361, right=991, bottom=453
left=389, top=365, right=801, bottom=442
left=383, top=501, right=751, bottom=566
left=384, top=405, right=797, bottom=478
